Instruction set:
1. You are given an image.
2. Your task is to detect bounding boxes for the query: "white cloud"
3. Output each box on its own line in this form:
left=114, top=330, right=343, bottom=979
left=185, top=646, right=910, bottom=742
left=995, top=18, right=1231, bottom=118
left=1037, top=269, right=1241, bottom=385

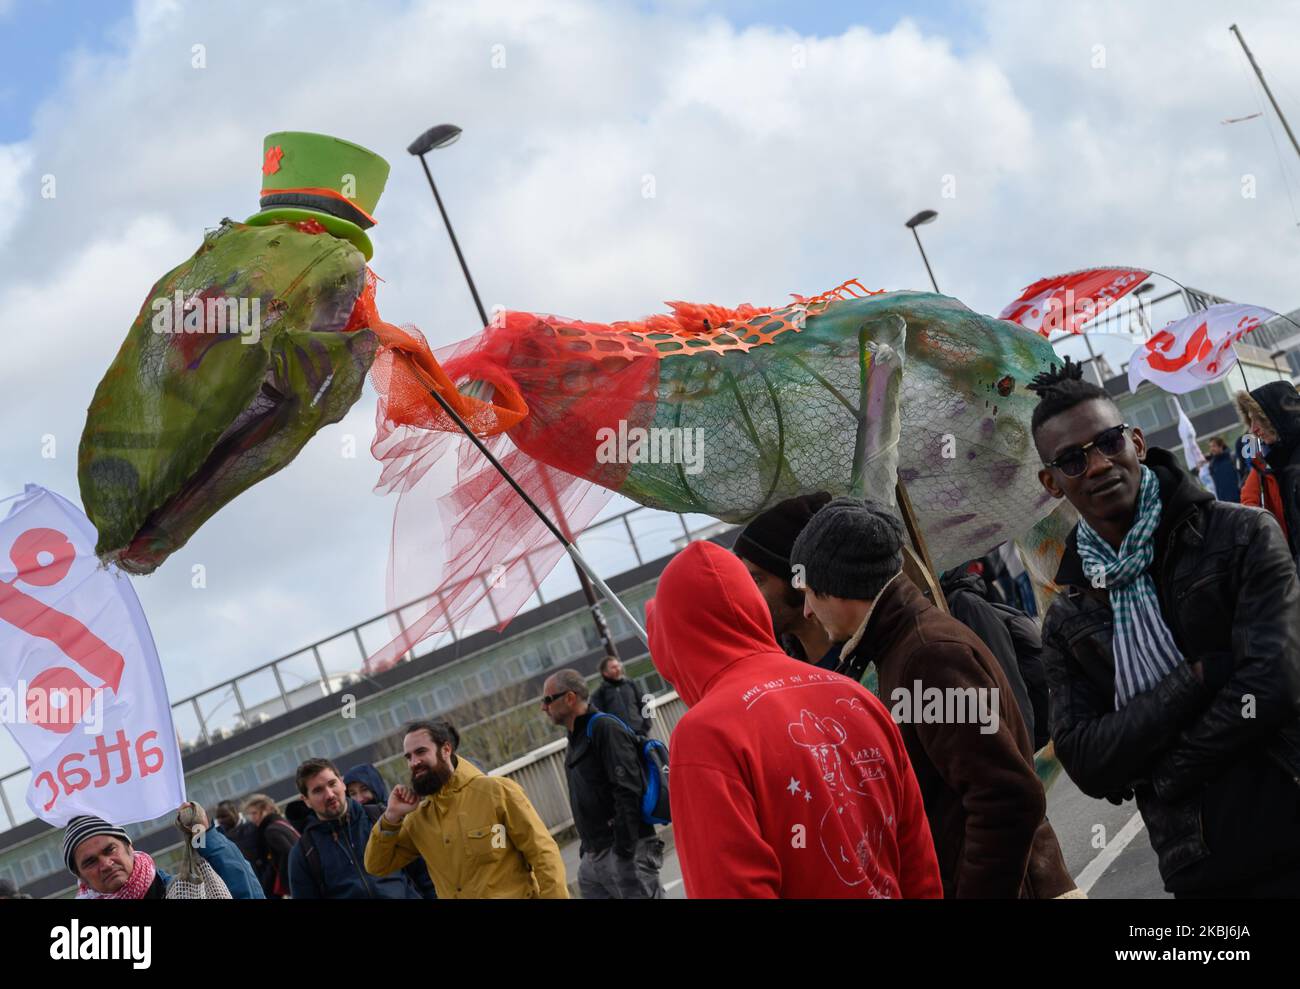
left=1, top=0, right=1299, bottom=777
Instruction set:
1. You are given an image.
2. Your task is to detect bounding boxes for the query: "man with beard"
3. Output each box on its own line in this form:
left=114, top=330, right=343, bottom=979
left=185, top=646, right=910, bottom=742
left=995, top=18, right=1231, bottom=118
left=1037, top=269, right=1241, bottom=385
left=287, top=758, right=435, bottom=899
left=733, top=491, right=839, bottom=667
left=365, top=719, right=567, bottom=898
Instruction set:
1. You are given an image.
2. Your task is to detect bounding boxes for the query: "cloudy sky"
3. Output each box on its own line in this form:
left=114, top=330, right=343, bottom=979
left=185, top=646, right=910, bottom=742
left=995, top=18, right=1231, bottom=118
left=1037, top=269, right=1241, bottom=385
left=1, top=0, right=1298, bottom=779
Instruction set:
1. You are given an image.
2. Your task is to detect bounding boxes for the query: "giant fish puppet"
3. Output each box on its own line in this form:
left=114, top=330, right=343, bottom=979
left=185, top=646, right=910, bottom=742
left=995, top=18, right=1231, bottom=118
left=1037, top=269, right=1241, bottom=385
left=78, top=132, right=1063, bottom=663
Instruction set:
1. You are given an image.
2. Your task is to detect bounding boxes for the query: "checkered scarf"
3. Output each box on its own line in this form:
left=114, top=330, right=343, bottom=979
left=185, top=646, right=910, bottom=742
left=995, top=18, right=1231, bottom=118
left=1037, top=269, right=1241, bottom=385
left=1076, top=465, right=1184, bottom=709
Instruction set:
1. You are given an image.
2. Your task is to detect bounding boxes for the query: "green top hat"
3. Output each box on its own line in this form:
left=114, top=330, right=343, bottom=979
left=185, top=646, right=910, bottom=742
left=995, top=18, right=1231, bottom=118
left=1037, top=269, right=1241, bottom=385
left=246, top=131, right=390, bottom=260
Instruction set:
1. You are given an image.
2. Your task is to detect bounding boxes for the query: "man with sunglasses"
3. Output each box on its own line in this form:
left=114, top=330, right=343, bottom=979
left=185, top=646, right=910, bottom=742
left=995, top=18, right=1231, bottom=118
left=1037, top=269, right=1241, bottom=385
left=542, top=669, right=665, bottom=898
left=1032, top=358, right=1300, bottom=897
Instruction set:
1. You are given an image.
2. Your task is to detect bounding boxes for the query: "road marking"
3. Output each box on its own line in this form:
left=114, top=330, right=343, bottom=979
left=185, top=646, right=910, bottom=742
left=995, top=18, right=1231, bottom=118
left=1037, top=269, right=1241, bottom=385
left=1074, top=811, right=1145, bottom=894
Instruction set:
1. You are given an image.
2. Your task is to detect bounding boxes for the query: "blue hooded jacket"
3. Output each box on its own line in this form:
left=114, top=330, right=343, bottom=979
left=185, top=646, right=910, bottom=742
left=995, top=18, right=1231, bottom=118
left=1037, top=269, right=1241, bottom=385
left=343, top=764, right=389, bottom=805
left=287, top=795, right=434, bottom=899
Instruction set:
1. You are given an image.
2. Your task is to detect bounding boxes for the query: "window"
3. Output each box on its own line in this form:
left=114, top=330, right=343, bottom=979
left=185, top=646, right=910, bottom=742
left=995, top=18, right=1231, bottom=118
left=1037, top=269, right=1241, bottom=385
left=435, top=685, right=456, bottom=709
left=520, top=648, right=546, bottom=674
left=1131, top=402, right=1165, bottom=432
left=293, top=744, right=314, bottom=764
left=478, top=669, right=497, bottom=693
left=270, top=753, right=291, bottom=777
left=549, top=630, right=586, bottom=661
left=335, top=727, right=354, bottom=751
left=350, top=719, right=373, bottom=744
left=253, top=760, right=272, bottom=784
left=1184, top=386, right=1216, bottom=413
left=503, top=657, right=525, bottom=683
left=378, top=709, right=397, bottom=732
left=462, top=676, right=482, bottom=699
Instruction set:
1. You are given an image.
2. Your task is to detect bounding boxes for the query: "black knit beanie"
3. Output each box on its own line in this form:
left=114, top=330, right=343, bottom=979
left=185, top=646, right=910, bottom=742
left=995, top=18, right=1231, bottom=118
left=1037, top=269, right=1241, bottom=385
left=734, top=492, right=833, bottom=579
left=790, top=496, right=904, bottom=600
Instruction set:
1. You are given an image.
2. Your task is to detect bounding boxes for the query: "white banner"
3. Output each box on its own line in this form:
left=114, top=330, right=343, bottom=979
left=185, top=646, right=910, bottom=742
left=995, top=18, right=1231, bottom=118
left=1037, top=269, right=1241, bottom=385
left=1175, top=401, right=1204, bottom=471
left=1127, top=303, right=1277, bottom=394
left=0, top=485, right=184, bottom=826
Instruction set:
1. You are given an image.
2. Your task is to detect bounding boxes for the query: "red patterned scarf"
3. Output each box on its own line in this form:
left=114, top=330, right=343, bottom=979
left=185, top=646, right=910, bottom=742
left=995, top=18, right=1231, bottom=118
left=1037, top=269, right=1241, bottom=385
left=77, top=849, right=157, bottom=899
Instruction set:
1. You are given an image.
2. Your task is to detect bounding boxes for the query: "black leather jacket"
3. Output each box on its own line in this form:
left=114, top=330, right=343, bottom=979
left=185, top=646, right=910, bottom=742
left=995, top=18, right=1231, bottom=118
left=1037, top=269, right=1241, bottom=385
left=565, top=711, right=654, bottom=857
left=1042, top=448, right=1300, bottom=887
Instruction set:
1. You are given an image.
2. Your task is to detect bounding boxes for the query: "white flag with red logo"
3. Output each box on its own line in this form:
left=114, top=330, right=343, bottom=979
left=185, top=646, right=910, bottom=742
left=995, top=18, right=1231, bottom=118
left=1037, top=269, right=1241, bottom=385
left=0, top=485, right=184, bottom=826
left=999, top=267, right=1149, bottom=336
left=1126, top=304, right=1277, bottom=395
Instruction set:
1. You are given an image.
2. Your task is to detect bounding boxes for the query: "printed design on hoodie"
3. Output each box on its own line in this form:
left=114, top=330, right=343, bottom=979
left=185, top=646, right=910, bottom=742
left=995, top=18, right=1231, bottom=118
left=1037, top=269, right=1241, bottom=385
left=788, top=702, right=895, bottom=897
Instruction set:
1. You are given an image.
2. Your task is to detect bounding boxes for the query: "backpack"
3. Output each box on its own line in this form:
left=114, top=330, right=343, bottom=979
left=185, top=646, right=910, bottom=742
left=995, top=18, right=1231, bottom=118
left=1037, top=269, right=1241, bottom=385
left=586, top=711, right=671, bottom=825
left=299, top=803, right=387, bottom=895
left=265, top=818, right=300, bottom=897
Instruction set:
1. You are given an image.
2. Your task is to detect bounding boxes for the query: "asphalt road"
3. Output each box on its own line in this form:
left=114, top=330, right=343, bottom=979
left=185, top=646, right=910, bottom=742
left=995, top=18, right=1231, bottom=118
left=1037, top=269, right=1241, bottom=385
left=564, top=770, right=1167, bottom=899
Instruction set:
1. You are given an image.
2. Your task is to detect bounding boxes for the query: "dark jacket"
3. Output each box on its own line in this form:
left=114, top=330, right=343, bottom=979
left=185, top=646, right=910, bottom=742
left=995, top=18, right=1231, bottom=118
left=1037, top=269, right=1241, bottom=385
left=1238, top=381, right=1300, bottom=571
left=287, top=797, right=431, bottom=899
left=565, top=710, right=654, bottom=857
left=1207, top=451, right=1241, bottom=503
left=255, top=811, right=298, bottom=898
left=343, top=764, right=390, bottom=805
left=1041, top=446, right=1300, bottom=892
left=343, top=763, right=438, bottom=898
left=940, top=572, right=1046, bottom=750
left=217, top=816, right=260, bottom=869
left=837, top=575, right=1074, bottom=898
left=590, top=676, right=650, bottom=735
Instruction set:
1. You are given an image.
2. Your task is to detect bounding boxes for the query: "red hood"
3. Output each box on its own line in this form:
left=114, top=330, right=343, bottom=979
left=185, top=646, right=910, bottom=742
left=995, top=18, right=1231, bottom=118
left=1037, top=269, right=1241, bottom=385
left=646, top=541, right=783, bottom=706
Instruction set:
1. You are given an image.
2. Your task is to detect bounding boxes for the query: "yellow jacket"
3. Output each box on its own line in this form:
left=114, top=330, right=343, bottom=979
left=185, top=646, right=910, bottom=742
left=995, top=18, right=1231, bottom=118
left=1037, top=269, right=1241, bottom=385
left=364, top=758, right=568, bottom=899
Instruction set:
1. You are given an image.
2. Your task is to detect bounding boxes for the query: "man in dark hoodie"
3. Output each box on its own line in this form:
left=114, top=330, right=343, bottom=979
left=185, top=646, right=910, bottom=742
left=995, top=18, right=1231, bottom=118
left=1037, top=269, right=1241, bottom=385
left=733, top=491, right=840, bottom=668
left=790, top=498, right=1076, bottom=899
left=589, top=656, right=651, bottom=735
left=1032, top=358, right=1300, bottom=896
left=1206, top=436, right=1242, bottom=504
left=646, top=540, right=943, bottom=898
left=288, top=759, right=436, bottom=899
left=939, top=566, right=1049, bottom=752
left=1237, top=381, right=1300, bottom=572
left=213, top=799, right=260, bottom=870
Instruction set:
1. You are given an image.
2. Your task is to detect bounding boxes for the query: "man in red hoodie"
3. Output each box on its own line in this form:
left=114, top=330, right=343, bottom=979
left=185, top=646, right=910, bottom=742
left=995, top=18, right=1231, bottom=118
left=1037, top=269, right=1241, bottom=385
left=645, top=540, right=943, bottom=898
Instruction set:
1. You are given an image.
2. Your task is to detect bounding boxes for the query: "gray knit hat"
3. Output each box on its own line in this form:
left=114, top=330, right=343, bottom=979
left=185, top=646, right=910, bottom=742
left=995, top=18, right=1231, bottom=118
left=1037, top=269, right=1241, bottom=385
left=790, top=496, right=904, bottom=600
left=63, top=815, right=131, bottom=877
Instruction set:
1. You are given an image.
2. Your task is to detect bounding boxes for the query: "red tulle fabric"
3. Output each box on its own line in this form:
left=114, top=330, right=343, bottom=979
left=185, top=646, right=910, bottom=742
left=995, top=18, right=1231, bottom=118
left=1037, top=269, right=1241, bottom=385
left=356, top=277, right=660, bottom=672
left=355, top=277, right=872, bottom=670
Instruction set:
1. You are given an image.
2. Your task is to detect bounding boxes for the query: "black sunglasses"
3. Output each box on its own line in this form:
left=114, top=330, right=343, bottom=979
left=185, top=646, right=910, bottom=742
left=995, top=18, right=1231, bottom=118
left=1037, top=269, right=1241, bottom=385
left=1044, top=424, right=1131, bottom=478
left=540, top=689, right=572, bottom=707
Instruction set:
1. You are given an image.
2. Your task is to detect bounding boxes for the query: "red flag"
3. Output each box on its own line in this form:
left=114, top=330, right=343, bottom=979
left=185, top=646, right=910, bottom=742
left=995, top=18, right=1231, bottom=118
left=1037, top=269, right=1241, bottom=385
left=999, top=267, right=1149, bottom=337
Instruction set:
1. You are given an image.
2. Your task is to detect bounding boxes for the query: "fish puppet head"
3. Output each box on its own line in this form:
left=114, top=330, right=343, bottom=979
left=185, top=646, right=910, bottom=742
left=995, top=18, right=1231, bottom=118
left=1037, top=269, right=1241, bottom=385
left=78, top=133, right=390, bottom=573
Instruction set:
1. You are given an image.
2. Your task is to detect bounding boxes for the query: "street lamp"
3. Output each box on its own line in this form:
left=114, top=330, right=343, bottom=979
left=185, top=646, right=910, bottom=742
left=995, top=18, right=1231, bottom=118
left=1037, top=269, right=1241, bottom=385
left=1133, top=282, right=1156, bottom=337
left=406, top=123, right=626, bottom=662
left=407, top=123, right=488, bottom=325
left=904, top=209, right=940, bottom=293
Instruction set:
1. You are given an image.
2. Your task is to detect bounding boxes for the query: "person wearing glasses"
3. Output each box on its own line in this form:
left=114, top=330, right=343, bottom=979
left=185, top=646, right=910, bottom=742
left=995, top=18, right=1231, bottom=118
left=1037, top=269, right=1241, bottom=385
left=542, top=669, right=666, bottom=898
left=1032, top=358, right=1300, bottom=898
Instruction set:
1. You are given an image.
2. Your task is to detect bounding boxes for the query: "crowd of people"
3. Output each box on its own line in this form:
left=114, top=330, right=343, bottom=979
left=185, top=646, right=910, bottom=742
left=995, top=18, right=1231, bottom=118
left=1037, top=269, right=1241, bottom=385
left=43, top=371, right=1300, bottom=900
